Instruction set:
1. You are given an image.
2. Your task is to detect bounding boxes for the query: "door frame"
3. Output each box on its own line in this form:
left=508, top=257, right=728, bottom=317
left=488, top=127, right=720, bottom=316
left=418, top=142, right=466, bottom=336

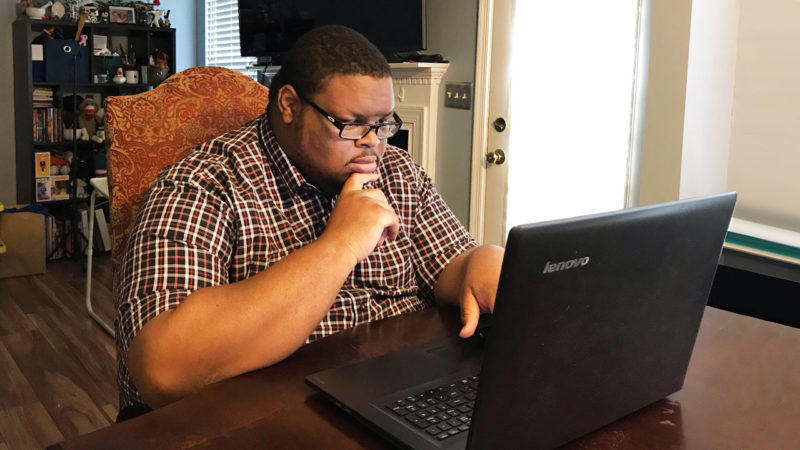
left=467, top=0, right=496, bottom=243
left=468, top=0, right=654, bottom=243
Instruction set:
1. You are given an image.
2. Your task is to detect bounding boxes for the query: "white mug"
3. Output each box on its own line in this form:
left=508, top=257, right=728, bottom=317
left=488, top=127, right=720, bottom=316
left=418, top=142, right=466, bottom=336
left=125, top=70, right=139, bottom=84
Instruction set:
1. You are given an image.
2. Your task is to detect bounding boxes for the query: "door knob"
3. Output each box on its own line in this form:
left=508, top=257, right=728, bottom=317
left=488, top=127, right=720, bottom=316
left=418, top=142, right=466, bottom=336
left=485, top=149, right=506, bottom=165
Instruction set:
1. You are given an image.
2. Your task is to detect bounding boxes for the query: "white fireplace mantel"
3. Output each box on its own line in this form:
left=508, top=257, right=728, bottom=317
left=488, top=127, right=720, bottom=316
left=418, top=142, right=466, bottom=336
left=390, top=62, right=449, bottom=181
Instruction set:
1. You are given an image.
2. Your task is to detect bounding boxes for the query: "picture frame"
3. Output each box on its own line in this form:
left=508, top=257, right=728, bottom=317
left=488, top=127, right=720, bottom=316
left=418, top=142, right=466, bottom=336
left=35, top=177, right=51, bottom=202
left=109, top=6, right=136, bottom=24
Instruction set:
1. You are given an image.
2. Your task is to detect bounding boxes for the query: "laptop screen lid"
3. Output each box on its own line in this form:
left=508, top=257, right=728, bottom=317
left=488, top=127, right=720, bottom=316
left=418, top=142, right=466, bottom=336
left=466, top=192, right=736, bottom=449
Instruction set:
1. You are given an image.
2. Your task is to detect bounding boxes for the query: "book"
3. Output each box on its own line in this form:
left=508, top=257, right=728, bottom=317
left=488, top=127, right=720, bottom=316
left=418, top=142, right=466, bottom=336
left=35, top=152, right=50, bottom=177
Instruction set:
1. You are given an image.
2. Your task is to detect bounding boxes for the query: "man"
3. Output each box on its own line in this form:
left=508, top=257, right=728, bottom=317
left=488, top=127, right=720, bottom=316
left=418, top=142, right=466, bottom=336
left=116, top=25, right=504, bottom=420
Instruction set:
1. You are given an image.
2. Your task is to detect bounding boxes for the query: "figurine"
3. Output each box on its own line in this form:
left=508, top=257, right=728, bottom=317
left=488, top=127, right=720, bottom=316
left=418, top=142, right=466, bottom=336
left=153, top=49, right=169, bottom=68
left=83, top=5, right=100, bottom=23
left=161, top=10, right=170, bottom=28
left=78, top=95, right=106, bottom=142
left=51, top=1, right=65, bottom=19
left=112, top=67, right=126, bottom=84
left=49, top=153, right=71, bottom=175
left=64, top=0, right=79, bottom=21
left=94, top=125, right=106, bottom=143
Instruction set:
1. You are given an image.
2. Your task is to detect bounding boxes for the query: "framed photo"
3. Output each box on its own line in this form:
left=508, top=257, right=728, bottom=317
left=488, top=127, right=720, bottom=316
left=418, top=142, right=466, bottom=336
left=109, top=6, right=136, bottom=24
left=50, top=175, right=70, bottom=200
left=36, top=177, right=51, bottom=202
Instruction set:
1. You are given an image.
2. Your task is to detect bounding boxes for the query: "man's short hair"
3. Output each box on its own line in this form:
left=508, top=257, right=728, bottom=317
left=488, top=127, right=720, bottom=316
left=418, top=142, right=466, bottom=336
left=268, top=25, right=391, bottom=106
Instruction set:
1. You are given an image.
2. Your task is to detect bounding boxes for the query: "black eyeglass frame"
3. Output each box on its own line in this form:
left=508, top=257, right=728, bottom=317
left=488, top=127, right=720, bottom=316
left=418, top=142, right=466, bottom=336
left=300, top=95, right=403, bottom=140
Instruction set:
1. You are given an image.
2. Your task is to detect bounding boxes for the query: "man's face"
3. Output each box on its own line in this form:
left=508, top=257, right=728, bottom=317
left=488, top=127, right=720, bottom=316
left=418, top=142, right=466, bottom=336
left=287, top=74, right=395, bottom=196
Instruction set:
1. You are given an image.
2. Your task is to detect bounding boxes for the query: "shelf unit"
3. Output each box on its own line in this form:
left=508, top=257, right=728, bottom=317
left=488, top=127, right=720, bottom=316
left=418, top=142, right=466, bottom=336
left=12, top=17, right=175, bottom=262
left=12, top=17, right=176, bottom=204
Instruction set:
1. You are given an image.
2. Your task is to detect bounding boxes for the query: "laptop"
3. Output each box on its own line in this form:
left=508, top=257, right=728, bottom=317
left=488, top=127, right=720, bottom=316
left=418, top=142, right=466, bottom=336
left=306, top=193, right=736, bottom=449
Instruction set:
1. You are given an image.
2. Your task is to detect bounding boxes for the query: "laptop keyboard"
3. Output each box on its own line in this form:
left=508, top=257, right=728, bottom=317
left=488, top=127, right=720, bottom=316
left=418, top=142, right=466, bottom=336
left=384, top=375, right=479, bottom=441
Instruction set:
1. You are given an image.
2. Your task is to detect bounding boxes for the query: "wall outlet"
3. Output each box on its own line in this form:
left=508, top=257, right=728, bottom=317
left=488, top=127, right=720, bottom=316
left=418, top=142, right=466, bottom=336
left=444, top=82, right=472, bottom=110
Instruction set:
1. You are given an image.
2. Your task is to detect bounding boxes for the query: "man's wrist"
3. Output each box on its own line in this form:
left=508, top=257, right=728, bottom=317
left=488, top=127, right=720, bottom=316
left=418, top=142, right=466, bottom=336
left=312, top=236, right=360, bottom=269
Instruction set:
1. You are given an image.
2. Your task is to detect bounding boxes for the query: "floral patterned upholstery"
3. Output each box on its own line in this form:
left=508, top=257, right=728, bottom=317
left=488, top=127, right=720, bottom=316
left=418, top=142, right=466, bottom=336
left=105, top=66, right=269, bottom=269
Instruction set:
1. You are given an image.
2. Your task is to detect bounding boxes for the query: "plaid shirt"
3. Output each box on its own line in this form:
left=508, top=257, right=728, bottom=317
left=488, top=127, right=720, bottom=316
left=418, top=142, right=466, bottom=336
left=115, top=113, right=477, bottom=410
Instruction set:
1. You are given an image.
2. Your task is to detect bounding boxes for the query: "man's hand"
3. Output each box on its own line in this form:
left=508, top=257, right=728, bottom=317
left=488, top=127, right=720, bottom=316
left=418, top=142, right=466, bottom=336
left=320, top=173, right=400, bottom=264
left=435, top=245, right=505, bottom=338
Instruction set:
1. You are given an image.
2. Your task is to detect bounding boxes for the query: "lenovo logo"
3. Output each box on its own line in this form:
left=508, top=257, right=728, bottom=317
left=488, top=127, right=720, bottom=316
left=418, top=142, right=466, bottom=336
left=542, top=256, right=590, bottom=274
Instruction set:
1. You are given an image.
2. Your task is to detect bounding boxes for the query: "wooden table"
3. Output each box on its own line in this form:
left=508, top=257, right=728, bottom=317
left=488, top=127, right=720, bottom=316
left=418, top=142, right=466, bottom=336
left=55, top=306, right=800, bottom=449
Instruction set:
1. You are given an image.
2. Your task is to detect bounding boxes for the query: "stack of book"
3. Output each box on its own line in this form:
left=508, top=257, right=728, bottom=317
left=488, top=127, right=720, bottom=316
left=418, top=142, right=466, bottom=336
left=32, top=87, right=53, bottom=107
left=32, top=87, right=62, bottom=144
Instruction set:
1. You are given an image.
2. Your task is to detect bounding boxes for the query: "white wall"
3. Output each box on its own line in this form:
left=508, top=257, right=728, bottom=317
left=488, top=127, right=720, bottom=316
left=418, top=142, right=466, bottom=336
left=680, top=0, right=739, bottom=199
left=727, top=0, right=800, bottom=232
left=681, top=0, right=800, bottom=234
left=426, top=0, right=478, bottom=224
left=169, top=0, right=198, bottom=72
left=638, top=0, right=693, bottom=206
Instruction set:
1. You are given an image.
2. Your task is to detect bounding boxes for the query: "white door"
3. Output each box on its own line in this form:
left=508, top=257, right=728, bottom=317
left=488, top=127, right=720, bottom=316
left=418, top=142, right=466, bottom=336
left=469, top=0, right=650, bottom=246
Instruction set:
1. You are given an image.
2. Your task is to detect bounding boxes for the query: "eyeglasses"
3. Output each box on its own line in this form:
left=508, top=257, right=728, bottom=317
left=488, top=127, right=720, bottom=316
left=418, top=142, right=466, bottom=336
left=300, top=96, right=403, bottom=140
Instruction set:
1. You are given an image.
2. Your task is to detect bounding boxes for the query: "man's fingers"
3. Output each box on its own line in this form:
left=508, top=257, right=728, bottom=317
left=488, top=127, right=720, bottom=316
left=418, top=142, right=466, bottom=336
left=341, top=172, right=380, bottom=192
left=359, top=188, right=400, bottom=244
left=384, top=210, right=400, bottom=242
left=375, top=214, right=400, bottom=249
left=386, top=221, right=400, bottom=242
left=459, top=294, right=481, bottom=338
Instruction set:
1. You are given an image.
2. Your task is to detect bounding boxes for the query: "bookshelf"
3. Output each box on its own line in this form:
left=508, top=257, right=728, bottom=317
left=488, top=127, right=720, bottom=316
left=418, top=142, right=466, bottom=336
left=12, top=17, right=176, bottom=260
left=13, top=17, right=176, bottom=204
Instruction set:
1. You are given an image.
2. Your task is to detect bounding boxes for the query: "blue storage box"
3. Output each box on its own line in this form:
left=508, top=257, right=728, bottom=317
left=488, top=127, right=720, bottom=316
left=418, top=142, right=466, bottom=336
left=44, top=40, right=90, bottom=83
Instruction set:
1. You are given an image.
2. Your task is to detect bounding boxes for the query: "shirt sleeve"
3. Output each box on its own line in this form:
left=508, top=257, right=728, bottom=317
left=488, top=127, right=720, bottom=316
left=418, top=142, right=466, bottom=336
left=409, top=165, right=478, bottom=304
left=115, top=165, right=235, bottom=362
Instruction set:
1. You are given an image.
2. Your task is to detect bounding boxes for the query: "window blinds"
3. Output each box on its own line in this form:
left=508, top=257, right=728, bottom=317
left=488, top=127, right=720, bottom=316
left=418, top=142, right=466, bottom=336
left=204, top=0, right=257, bottom=75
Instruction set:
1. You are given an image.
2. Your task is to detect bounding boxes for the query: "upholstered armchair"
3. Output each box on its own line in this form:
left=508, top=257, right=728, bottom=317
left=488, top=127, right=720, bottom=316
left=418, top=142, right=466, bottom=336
left=105, top=65, right=270, bottom=269
left=86, top=66, right=269, bottom=334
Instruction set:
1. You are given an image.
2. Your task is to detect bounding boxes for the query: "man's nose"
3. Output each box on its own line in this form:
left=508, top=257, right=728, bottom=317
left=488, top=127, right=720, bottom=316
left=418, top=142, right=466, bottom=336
left=356, top=128, right=380, bottom=148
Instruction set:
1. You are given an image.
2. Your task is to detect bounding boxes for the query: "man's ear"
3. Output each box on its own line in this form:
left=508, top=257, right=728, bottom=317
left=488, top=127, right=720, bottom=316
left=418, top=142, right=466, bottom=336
left=276, top=85, right=302, bottom=124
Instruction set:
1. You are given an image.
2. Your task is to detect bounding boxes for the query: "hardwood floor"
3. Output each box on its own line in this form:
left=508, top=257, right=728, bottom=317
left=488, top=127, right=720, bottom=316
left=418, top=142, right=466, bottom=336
left=0, top=256, right=117, bottom=449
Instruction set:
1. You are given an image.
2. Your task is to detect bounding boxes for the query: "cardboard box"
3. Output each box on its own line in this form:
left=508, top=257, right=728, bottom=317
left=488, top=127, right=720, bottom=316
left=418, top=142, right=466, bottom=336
left=0, top=211, right=46, bottom=279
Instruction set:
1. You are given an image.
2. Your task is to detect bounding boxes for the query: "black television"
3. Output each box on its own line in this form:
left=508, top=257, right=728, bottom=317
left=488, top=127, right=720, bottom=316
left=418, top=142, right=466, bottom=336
left=237, top=0, right=426, bottom=63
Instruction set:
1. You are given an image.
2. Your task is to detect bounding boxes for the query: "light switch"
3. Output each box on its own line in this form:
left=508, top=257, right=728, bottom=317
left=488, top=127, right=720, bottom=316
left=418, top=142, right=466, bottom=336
left=445, top=82, right=472, bottom=110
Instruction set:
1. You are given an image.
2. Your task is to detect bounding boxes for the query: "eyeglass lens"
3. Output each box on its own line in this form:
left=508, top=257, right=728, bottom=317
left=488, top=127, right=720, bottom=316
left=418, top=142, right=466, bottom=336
left=340, top=122, right=401, bottom=139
